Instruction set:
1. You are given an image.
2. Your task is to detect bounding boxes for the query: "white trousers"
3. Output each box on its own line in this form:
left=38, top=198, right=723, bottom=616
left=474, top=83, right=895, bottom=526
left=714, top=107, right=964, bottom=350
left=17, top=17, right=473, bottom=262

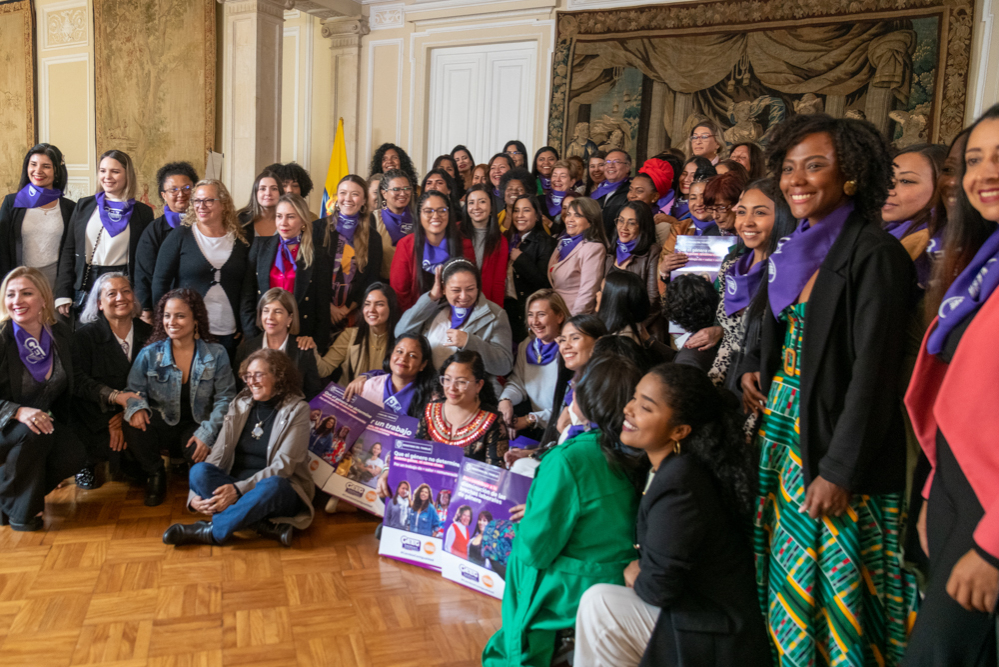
left=574, top=583, right=661, bottom=667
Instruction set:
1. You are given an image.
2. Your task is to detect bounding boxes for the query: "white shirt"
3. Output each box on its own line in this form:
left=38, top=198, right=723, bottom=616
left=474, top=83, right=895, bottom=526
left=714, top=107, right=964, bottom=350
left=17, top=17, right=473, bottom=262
left=262, top=332, right=289, bottom=352
left=86, top=202, right=130, bottom=267
left=192, top=224, right=237, bottom=336
left=426, top=308, right=460, bottom=371
left=21, top=205, right=64, bottom=286
left=112, top=322, right=135, bottom=362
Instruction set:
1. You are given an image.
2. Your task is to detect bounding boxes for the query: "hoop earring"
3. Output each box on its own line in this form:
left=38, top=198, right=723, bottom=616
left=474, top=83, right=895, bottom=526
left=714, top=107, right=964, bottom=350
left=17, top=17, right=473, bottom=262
left=843, top=180, right=857, bottom=196
left=672, top=439, right=682, bottom=455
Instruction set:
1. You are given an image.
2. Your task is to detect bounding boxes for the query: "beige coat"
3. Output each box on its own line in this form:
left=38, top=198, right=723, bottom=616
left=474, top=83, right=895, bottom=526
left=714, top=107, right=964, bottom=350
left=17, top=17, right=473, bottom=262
left=547, top=239, right=607, bottom=315
left=372, top=209, right=395, bottom=280
left=189, top=393, right=316, bottom=529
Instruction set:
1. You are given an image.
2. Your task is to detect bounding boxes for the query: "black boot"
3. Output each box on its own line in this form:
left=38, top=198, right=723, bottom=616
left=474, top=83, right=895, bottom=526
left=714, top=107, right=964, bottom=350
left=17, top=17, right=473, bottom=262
left=76, top=465, right=102, bottom=490
left=250, top=520, right=294, bottom=547
left=162, top=521, right=217, bottom=546
left=144, top=463, right=167, bottom=507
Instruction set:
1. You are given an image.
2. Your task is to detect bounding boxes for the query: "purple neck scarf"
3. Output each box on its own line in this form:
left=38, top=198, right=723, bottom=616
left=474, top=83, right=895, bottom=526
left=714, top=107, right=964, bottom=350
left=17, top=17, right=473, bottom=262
left=450, top=304, right=473, bottom=329
left=12, top=323, right=53, bottom=383
left=383, top=375, right=416, bottom=415
left=723, top=252, right=765, bottom=316
left=493, top=187, right=501, bottom=199
left=563, top=382, right=574, bottom=408
left=540, top=176, right=552, bottom=194
left=510, top=230, right=525, bottom=250
left=674, top=199, right=691, bottom=221
left=422, top=236, right=450, bottom=273
left=163, top=204, right=183, bottom=229
left=616, top=238, right=637, bottom=265
left=95, top=192, right=134, bottom=237
left=691, top=217, right=715, bottom=235
left=526, top=337, right=558, bottom=366
left=275, top=234, right=300, bottom=273
left=336, top=211, right=359, bottom=245
left=927, top=224, right=999, bottom=355
left=381, top=207, right=413, bottom=245
left=885, top=219, right=928, bottom=240
left=565, top=422, right=598, bottom=440
left=656, top=190, right=675, bottom=216
left=557, top=233, right=584, bottom=262
left=590, top=179, right=622, bottom=201
left=546, top=190, right=568, bottom=218
left=14, top=184, right=61, bottom=209
left=926, top=228, right=945, bottom=257
left=768, top=201, right=854, bottom=318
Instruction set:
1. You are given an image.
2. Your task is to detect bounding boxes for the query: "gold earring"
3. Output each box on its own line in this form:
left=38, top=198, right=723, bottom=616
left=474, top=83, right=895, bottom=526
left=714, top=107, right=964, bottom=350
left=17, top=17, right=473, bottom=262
left=194, top=323, right=200, bottom=340
left=843, top=180, right=857, bottom=196
left=673, top=439, right=682, bottom=455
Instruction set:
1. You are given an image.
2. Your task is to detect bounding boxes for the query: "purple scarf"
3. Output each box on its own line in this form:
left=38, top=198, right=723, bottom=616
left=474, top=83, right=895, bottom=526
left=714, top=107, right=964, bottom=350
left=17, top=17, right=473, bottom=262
left=383, top=375, right=416, bottom=415
left=927, top=224, right=999, bottom=355
left=540, top=176, right=552, bottom=194
left=493, top=187, right=501, bottom=199
left=674, top=199, right=691, bottom=221
left=616, top=238, right=637, bottom=265
left=95, top=192, right=134, bottom=237
left=336, top=211, right=359, bottom=245
left=13, top=322, right=53, bottom=383
left=526, top=337, right=558, bottom=366
left=768, top=201, right=853, bottom=318
left=590, top=179, right=622, bottom=201
left=450, top=305, right=473, bottom=329
left=723, top=252, right=765, bottom=316
left=563, top=382, right=574, bottom=408
left=885, top=219, right=928, bottom=240
left=546, top=190, right=568, bottom=218
left=275, top=234, right=301, bottom=273
left=565, top=422, right=598, bottom=441
left=557, top=233, right=584, bottom=262
left=510, top=231, right=525, bottom=250
left=422, top=237, right=450, bottom=273
left=656, top=190, right=675, bottom=216
left=163, top=204, right=183, bottom=229
left=381, top=207, right=413, bottom=245
left=691, top=217, right=715, bottom=235
left=14, top=184, right=61, bottom=209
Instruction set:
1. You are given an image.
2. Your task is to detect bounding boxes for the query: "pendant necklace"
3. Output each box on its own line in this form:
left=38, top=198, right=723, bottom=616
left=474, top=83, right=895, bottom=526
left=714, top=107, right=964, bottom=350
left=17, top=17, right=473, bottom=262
left=251, top=403, right=275, bottom=440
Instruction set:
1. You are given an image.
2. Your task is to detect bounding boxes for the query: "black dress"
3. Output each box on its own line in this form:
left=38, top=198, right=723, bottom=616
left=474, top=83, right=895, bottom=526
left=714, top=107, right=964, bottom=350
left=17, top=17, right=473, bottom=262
left=504, top=229, right=557, bottom=342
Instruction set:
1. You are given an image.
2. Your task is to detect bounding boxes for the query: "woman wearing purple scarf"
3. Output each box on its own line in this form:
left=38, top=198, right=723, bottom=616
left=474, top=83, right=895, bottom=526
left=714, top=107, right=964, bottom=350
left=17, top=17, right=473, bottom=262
left=372, top=169, right=415, bottom=280
left=740, top=114, right=919, bottom=665
left=547, top=197, right=609, bottom=316
left=0, top=267, right=85, bottom=530
left=0, top=144, right=77, bottom=287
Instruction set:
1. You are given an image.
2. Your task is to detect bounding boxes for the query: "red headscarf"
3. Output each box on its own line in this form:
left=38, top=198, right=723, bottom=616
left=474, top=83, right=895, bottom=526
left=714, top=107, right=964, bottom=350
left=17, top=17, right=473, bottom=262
left=639, top=158, right=674, bottom=197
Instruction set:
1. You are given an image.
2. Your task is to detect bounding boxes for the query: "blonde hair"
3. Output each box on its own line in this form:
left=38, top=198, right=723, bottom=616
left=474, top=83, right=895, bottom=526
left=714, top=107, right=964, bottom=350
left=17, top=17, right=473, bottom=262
left=0, top=267, right=57, bottom=326
left=276, top=193, right=314, bottom=269
left=323, top=175, right=370, bottom=273
left=256, top=288, right=300, bottom=335
left=96, top=149, right=138, bottom=200
left=184, top=179, right=248, bottom=245
left=551, top=160, right=574, bottom=181
left=524, top=288, right=570, bottom=329
left=685, top=119, right=727, bottom=161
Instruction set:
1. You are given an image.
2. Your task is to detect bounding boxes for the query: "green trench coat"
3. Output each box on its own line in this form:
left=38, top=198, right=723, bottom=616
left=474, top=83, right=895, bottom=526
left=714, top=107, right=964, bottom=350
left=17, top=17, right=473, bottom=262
left=482, top=430, right=640, bottom=666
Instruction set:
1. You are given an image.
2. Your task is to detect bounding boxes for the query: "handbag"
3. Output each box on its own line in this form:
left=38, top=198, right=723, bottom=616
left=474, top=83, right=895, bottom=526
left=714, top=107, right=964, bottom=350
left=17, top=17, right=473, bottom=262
left=73, top=226, right=104, bottom=310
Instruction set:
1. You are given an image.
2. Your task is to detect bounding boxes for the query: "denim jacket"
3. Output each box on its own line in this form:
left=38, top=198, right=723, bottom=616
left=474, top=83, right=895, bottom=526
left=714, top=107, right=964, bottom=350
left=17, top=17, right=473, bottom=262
left=124, top=338, right=236, bottom=447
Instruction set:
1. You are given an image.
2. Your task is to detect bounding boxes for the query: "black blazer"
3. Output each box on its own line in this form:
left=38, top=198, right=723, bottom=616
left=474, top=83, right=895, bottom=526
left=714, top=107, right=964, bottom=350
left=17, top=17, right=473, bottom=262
left=71, top=316, right=152, bottom=433
left=635, top=454, right=770, bottom=667
left=240, top=235, right=332, bottom=354
left=133, top=215, right=177, bottom=311
left=150, top=225, right=250, bottom=332
left=510, top=229, right=557, bottom=301
left=55, top=195, right=154, bottom=300
left=234, top=334, right=323, bottom=400
left=738, top=211, right=916, bottom=494
left=599, top=178, right=631, bottom=240
left=314, top=215, right=383, bottom=310
left=0, top=193, right=77, bottom=280
left=0, top=321, right=75, bottom=427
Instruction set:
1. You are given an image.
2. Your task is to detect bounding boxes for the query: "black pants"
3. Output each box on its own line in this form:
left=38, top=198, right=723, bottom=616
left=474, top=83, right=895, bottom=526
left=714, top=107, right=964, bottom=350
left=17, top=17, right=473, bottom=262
left=902, top=433, right=998, bottom=666
left=214, top=333, right=239, bottom=367
left=122, top=412, right=199, bottom=476
left=0, top=421, right=85, bottom=523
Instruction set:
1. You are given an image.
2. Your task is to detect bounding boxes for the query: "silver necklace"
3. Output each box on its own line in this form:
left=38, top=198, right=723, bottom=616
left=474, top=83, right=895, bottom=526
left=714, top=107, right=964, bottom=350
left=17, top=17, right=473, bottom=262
left=251, top=403, right=276, bottom=439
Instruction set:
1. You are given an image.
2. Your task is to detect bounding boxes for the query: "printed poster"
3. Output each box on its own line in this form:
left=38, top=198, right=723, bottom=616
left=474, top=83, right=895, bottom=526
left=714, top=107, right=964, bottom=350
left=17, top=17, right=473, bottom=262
left=306, top=383, right=378, bottom=490
left=440, top=459, right=532, bottom=599
left=669, top=235, right=738, bottom=335
left=378, top=438, right=464, bottom=572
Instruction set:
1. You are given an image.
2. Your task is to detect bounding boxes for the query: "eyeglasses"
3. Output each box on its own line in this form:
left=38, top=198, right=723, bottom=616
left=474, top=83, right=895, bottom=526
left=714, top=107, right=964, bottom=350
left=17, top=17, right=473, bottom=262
left=240, top=372, right=270, bottom=382
left=386, top=187, right=412, bottom=193
left=690, top=133, right=713, bottom=142
left=604, top=159, right=629, bottom=166
left=706, top=205, right=731, bottom=213
left=192, top=199, right=218, bottom=208
left=421, top=207, right=449, bottom=218
left=505, top=151, right=523, bottom=157
left=439, top=376, right=470, bottom=390
left=163, top=185, right=192, bottom=195
left=614, top=217, right=639, bottom=227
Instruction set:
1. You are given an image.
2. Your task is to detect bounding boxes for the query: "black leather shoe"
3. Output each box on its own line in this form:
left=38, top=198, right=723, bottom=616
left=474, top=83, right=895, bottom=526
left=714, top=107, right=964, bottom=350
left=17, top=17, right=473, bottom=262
left=162, top=521, right=217, bottom=546
left=251, top=520, right=293, bottom=547
left=10, top=515, right=43, bottom=532
left=76, top=466, right=102, bottom=490
left=144, top=464, right=167, bottom=507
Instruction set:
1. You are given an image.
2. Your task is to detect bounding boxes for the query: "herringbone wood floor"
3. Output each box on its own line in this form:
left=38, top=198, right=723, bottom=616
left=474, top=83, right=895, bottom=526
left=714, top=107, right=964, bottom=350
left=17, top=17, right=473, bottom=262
left=0, top=475, right=502, bottom=666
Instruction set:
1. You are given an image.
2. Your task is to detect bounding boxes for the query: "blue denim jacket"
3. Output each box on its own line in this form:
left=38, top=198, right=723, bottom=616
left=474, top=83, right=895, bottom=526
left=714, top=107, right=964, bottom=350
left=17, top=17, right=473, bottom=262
left=124, top=339, right=236, bottom=447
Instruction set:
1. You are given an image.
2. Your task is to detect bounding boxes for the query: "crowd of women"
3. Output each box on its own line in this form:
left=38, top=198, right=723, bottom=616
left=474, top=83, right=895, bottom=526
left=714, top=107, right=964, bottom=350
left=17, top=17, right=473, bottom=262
left=0, top=104, right=997, bottom=666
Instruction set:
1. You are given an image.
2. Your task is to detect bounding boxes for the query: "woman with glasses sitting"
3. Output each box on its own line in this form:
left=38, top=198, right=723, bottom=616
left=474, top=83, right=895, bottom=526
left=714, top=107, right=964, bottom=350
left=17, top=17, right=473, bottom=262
left=372, top=169, right=415, bottom=280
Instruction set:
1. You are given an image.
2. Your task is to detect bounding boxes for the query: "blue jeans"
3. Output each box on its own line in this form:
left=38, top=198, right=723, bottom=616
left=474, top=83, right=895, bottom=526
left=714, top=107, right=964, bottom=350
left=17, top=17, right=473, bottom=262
left=188, top=462, right=302, bottom=543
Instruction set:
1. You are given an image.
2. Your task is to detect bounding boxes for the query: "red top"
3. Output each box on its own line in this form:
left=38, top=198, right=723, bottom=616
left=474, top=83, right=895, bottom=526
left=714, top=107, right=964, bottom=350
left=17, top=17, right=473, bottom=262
left=463, top=236, right=509, bottom=307
left=905, top=290, right=999, bottom=560
left=390, top=234, right=420, bottom=311
left=269, top=243, right=298, bottom=292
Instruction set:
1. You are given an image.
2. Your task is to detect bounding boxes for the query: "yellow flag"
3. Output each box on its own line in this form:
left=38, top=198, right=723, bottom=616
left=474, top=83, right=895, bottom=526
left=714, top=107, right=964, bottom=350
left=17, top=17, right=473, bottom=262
left=321, top=118, right=349, bottom=217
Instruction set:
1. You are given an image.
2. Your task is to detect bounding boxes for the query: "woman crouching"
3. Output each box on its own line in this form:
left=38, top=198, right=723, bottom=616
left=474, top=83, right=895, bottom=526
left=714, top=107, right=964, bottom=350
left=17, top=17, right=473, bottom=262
left=162, top=348, right=315, bottom=547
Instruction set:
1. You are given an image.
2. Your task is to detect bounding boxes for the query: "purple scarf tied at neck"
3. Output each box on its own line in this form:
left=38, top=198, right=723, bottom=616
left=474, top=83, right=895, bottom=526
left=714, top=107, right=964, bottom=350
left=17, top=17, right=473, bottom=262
left=691, top=217, right=715, bottom=235
left=885, top=219, right=928, bottom=241
left=95, top=192, right=135, bottom=237
left=656, top=190, right=675, bottom=216
left=383, top=375, right=416, bottom=415
left=422, top=237, right=450, bottom=273
left=565, top=422, right=598, bottom=441
left=767, top=201, right=854, bottom=318
left=526, top=337, right=558, bottom=366
left=557, top=233, right=584, bottom=262
left=616, top=238, right=637, bottom=265
left=13, top=322, right=53, bottom=383
left=163, top=204, right=183, bottom=229
left=336, top=211, right=359, bottom=245
left=723, top=252, right=765, bottom=316
left=450, top=305, right=473, bottom=329
left=590, top=179, right=622, bottom=201
left=674, top=200, right=691, bottom=221
left=275, top=235, right=301, bottom=273
left=381, top=207, right=413, bottom=244
left=14, top=184, right=61, bottom=209
left=546, top=191, right=568, bottom=218
left=540, top=176, right=552, bottom=194
left=927, top=225, right=999, bottom=355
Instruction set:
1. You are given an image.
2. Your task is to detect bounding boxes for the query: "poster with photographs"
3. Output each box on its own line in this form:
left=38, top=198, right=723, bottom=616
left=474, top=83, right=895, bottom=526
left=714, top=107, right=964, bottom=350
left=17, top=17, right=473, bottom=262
left=440, top=459, right=532, bottom=599
left=378, top=438, right=464, bottom=572
left=325, top=409, right=418, bottom=517
left=305, top=383, right=378, bottom=490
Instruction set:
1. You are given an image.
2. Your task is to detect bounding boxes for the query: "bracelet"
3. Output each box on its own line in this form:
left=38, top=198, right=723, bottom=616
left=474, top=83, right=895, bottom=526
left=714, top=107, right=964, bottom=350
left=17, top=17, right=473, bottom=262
left=108, top=390, right=119, bottom=406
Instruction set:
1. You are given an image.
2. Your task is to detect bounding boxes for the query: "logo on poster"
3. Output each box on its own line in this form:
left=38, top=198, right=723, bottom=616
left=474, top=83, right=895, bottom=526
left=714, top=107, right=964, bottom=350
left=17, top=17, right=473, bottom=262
left=459, top=564, right=479, bottom=583
left=345, top=482, right=364, bottom=499
left=309, top=460, right=319, bottom=471
left=365, top=490, right=377, bottom=502
left=482, top=575, right=494, bottom=588
left=423, top=542, right=436, bottom=555
left=401, top=536, right=421, bottom=552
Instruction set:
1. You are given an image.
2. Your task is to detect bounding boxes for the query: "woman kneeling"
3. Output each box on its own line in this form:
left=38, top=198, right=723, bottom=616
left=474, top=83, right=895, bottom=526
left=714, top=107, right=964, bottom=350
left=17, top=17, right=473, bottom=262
left=163, top=348, right=315, bottom=547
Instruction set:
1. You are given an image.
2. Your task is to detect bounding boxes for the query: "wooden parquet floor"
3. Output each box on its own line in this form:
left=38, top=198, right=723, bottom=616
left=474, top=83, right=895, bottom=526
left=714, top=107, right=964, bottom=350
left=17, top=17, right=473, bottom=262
left=0, top=475, right=502, bottom=667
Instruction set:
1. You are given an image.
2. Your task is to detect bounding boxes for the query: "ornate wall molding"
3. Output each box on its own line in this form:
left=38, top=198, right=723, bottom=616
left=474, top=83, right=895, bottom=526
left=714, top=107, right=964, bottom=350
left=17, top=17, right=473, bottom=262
left=42, top=1, right=87, bottom=50
left=217, top=0, right=294, bottom=20
left=370, top=3, right=404, bottom=30
left=322, top=15, right=369, bottom=48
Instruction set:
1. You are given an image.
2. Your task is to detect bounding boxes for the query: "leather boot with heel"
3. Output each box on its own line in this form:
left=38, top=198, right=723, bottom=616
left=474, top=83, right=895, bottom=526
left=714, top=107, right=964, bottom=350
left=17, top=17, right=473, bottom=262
left=162, top=521, right=217, bottom=546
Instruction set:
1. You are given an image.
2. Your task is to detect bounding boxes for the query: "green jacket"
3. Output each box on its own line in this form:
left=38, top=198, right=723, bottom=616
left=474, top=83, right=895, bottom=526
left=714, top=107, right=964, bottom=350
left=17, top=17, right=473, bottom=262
left=483, top=430, right=640, bottom=666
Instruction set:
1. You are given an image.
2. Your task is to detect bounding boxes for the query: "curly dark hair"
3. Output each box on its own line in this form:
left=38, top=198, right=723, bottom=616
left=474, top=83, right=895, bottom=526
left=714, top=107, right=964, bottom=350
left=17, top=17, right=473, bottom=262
left=273, top=162, right=314, bottom=198
left=663, top=274, right=719, bottom=332
left=499, top=167, right=537, bottom=202
left=369, top=143, right=418, bottom=190
left=155, top=162, right=199, bottom=198
left=239, top=348, right=303, bottom=400
left=765, top=113, right=893, bottom=223
left=647, top=363, right=759, bottom=524
left=146, top=288, right=216, bottom=346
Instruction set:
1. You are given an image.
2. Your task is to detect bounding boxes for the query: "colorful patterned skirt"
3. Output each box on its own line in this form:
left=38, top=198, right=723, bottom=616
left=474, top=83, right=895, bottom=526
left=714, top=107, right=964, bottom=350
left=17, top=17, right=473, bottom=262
left=754, top=303, right=919, bottom=666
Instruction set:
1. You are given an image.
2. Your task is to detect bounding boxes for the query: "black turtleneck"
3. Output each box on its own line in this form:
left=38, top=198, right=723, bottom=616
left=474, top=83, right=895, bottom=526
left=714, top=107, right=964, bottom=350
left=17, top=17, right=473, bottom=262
left=232, top=395, right=281, bottom=480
